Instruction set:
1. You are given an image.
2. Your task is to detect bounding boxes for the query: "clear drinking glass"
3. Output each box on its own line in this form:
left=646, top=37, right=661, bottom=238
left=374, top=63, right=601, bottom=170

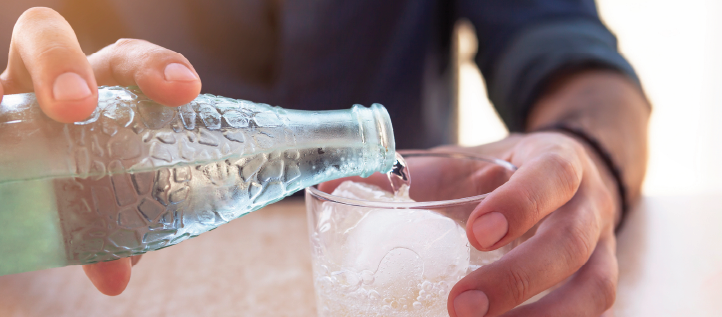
left=305, top=150, right=519, bottom=317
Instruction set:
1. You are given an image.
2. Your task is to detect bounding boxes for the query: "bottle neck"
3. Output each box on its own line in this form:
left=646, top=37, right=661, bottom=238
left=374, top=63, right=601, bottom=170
left=279, top=103, right=395, bottom=177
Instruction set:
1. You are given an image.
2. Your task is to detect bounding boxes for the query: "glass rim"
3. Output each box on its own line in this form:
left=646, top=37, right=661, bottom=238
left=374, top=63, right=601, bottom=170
left=305, top=150, right=517, bottom=209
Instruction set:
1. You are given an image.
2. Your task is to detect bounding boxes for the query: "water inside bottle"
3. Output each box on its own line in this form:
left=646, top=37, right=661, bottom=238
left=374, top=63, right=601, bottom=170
left=0, top=143, right=390, bottom=273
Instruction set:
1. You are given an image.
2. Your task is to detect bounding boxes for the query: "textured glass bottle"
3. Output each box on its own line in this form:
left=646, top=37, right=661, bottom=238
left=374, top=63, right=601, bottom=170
left=0, top=86, right=395, bottom=276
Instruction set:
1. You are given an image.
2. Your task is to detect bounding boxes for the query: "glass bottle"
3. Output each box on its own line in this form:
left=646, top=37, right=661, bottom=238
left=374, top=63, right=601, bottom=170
left=0, top=86, right=395, bottom=276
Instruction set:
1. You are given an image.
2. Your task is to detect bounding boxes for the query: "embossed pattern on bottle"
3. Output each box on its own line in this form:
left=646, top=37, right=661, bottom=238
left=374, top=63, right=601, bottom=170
left=53, top=87, right=305, bottom=264
left=0, top=86, right=394, bottom=268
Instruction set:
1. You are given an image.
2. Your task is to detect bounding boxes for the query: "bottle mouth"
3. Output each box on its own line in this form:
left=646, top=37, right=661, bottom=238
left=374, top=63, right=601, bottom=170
left=370, top=103, right=394, bottom=158
left=351, top=103, right=396, bottom=177
left=369, top=103, right=395, bottom=175
left=305, top=150, right=517, bottom=209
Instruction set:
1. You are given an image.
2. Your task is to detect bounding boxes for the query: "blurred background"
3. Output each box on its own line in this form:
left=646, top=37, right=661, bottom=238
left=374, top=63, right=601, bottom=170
left=0, top=1, right=716, bottom=196
left=456, top=0, right=722, bottom=197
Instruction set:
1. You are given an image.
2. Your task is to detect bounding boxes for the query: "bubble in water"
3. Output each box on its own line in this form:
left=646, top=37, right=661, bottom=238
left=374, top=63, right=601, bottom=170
left=361, top=270, right=375, bottom=285
left=333, top=270, right=361, bottom=292
left=422, top=281, right=433, bottom=292
left=413, top=301, right=423, bottom=309
left=319, top=276, right=334, bottom=290
left=352, top=289, right=367, bottom=300
left=438, top=281, right=449, bottom=291
left=368, top=290, right=381, bottom=302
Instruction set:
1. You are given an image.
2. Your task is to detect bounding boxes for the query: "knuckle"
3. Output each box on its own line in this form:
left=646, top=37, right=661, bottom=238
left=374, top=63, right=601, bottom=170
left=542, top=152, right=582, bottom=197
left=112, top=38, right=179, bottom=62
left=15, top=8, right=64, bottom=36
left=169, top=51, right=187, bottom=61
left=113, top=38, right=148, bottom=50
left=35, top=43, right=74, bottom=60
left=502, top=265, right=533, bottom=304
left=590, top=270, right=617, bottom=311
left=518, top=185, right=543, bottom=225
left=13, top=8, right=80, bottom=61
left=596, top=185, right=616, bottom=222
left=14, top=7, right=69, bottom=42
left=19, top=7, right=61, bottom=22
left=559, top=221, right=596, bottom=270
left=564, top=227, right=594, bottom=271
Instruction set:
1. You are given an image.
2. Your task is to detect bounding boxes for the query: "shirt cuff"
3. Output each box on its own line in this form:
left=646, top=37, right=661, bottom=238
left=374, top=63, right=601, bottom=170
left=486, top=19, right=641, bottom=132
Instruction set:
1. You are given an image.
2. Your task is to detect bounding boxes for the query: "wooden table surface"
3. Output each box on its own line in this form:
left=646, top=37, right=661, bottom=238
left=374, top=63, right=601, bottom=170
left=1, top=195, right=721, bottom=316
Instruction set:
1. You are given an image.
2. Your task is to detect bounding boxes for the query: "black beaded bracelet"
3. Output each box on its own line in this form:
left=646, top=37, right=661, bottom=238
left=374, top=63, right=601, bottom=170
left=536, top=125, right=629, bottom=232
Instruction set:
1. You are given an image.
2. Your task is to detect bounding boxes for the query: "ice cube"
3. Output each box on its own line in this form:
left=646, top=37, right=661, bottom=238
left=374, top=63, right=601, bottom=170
left=315, top=181, right=396, bottom=265
left=328, top=181, right=469, bottom=298
left=317, top=181, right=412, bottom=244
left=342, top=208, right=469, bottom=284
left=330, top=180, right=411, bottom=202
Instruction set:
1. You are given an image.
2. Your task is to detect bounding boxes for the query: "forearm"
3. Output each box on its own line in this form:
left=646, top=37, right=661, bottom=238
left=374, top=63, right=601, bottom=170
left=526, top=69, right=650, bottom=226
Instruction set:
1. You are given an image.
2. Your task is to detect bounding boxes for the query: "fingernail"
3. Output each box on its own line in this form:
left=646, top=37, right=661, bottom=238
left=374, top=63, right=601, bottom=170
left=53, top=72, right=91, bottom=101
left=164, top=63, right=198, bottom=81
left=454, top=290, right=489, bottom=317
left=472, top=212, right=508, bottom=249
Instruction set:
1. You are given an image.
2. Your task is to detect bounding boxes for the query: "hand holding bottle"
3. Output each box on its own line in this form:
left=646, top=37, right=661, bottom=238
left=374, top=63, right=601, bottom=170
left=1, top=7, right=202, bottom=295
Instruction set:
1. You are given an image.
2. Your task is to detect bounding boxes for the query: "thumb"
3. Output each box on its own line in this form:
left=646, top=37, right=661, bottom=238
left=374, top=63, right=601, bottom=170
left=82, top=258, right=132, bottom=296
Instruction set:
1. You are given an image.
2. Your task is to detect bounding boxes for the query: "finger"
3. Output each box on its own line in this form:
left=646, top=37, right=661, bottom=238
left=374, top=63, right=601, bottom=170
left=467, top=134, right=585, bottom=251
left=131, top=254, right=143, bottom=266
left=82, top=258, right=132, bottom=296
left=500, top=233, right=618, bottom=317
left=449, top=187, right=604, bottom=317
left=88, top=38, right=201, bottom=107
left=601, top=308, right=616, bottom=317
left=0, top=7, right=97, bottom=122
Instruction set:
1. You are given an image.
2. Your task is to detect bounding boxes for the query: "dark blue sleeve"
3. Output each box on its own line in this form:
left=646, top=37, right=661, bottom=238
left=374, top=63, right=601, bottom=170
left=459, top=0, right=641, bottom=131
